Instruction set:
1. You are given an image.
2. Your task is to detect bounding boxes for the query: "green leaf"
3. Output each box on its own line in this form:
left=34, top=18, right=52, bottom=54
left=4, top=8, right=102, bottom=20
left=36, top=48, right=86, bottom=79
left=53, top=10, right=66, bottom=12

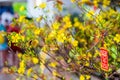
left=111, top=46, right=117, bottom=54
left=117, top=58, right=120, bottom=62
left=90, top=36, right=94, bottom=41
left=111, top=53, right=117, bottom=59
left=69, top=50, right=75, bottom=58
left=67, top=58, right=71, bottom=63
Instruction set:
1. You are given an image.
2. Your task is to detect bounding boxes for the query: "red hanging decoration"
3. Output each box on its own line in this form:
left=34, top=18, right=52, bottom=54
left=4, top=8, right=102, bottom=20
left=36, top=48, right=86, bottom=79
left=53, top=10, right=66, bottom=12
left=93, top=6, right=97, bottom=11
left=100, top=48, right=109, bottom=71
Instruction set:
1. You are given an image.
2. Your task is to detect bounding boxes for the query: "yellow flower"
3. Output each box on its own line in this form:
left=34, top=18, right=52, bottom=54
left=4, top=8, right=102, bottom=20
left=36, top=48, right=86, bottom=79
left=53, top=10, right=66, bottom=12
left=17, top=53, right=22, bottom=58
left=58, top=29, right=65, bottom=34
left=18, top=67, right=25, bottom=74
left=109, top=9, right=116, bottom=16
left=18, top=16, right=25, bottom=23
left=33, top=74, right=38, bottom=79
left=65, top=22, right=72, bottom=28
left=103, top=0, right=110, bottom=8
left=63, top=15, right=70, bottom=23
left=0, top=34, right=4, bottom=44
left=41, top=45, right=48, bottom=52
left=27, top=68, right=33, bottom=76
left=57, top=33, right=66, bottom=43
left=34, top=29, right=41, bottom=35
left=93, top=0, right=100, bottom=7
left=114, top=34, right=120, bottom=43
left=20, top=6, right=25, bottom=11
left=80, top=75, right=85, bottom=80
left=71, top=0, right=75, bottom=3
left=52, top=70, right=60, bottom=76
left=36, top=16, right=42, bottom=22
left=20, top=60, right=25, bottom=68
left=85, top=75, right=91, bottom=79
left=32, top=57, right=39, bottom=64
left=39, top=2, right=46, bottom=9
left=87, top=52, right=92, bottom=58
left=48, top=62, right=58, bottom=68
left=18, top=60, right=25, bottom=74
left=72, top=40, right=78, bottom=47
left=48, top=30, right=57, bottom=39
left=74, top=21, right=80, bottom=27
left=52, top=21, right=60, bottom=30
left=31, top=39, right=39, bottom=48
left=11, top=34, right=21, bottom=43
left=85, top=62, right=90, bottom=66
left=86, top=10, right=94, bottom=19
left=80, top=75, right=90, bottom=80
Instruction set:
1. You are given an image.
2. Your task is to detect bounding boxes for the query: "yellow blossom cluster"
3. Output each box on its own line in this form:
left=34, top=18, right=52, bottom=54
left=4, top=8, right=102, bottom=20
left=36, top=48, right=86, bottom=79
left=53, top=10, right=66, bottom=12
left=32, top=57, right=39, bottom=64
left=63, top=15, right=72, bottom=29
left=11, top=33, right=25, bottom=43
left=18, top=60, right=25, bottom=74
left=114, top=34, right=120, bottom=43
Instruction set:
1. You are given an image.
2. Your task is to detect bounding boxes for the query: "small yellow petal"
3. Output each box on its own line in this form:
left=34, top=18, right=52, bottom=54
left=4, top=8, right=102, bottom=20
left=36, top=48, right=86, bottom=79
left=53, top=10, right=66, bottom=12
left=20, top=6, right=25, bottom=11
left=32, top=57, right=39, bottom=64
left=85, top=75, right=91, bottom=79
left=17, top=53, right=22, bottom=58
left=80, top=75, right=85, bottom=80
left=39, top=2, right=46, bottom=9
left=49, top=62, right=58, bottom=68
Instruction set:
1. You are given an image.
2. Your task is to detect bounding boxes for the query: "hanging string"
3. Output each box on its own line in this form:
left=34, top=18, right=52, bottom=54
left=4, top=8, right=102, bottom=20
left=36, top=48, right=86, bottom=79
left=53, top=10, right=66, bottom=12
left=101, top=30, right=105, bottom=47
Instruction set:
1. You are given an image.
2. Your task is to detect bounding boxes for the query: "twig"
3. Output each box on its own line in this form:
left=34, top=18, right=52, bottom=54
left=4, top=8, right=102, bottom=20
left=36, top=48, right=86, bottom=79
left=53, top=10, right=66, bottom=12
left=86, top=30, right=108, bottom=52
left=108, top=71, right=117, bottom=79
left=8, top=46, right=15, bottom=54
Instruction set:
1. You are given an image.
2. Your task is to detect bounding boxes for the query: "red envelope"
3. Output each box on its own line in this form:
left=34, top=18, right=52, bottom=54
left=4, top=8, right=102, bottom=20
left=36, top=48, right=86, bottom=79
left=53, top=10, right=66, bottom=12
left=100, top=48, right=109, bottom=71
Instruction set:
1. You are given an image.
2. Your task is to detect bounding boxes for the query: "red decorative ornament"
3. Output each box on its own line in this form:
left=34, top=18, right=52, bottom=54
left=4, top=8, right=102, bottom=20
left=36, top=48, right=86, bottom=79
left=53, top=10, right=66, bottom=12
left=93, top=6, right=97, bottom=11
left=100, top=48, right=109, bottom=71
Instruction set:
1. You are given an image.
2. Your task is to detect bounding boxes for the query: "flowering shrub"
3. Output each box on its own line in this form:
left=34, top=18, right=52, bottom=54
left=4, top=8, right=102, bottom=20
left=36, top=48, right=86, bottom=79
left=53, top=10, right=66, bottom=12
left=7, top=0, right=120, bottom=79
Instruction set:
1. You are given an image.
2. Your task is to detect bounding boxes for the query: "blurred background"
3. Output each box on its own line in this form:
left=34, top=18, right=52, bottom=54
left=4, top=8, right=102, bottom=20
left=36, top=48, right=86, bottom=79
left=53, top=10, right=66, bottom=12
left=0, top=0, right=81, bottom=24
left=0, top=0, right=26, bottom=15
left=0, top=0, right=27, bottom=26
